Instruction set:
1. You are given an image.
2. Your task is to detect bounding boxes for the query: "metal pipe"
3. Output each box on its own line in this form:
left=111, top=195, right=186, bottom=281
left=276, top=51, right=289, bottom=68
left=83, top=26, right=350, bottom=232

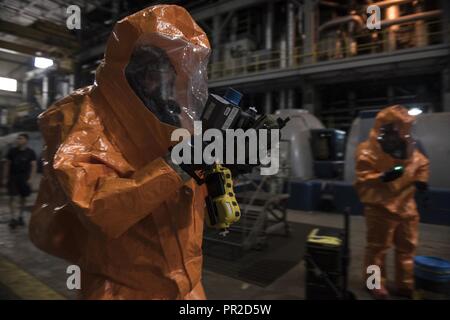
left=280, top=39, right=287, bottom=68
left=287, top=1, right=295, bottom=66
left=212, top=15, right=221, bottom=63
left=287, top=89, right=294, bottom=109
left=22, top=80, right=28, bottom=101
left=369, top=0, right=413, bottom=8
left=68, top=75, right=74, bottom=93
left=415, top=2, right=427, bottom=47
left=230, top=15, right=238, bottom=42
left=279, top=90, right=286, bottom=110
left=442, top=67, right=450, bottom=112
left=386, top=5, right=399, bottom=51
left=42, top=76, right=48, bottom=110
left=441, top=0, right=450, bottom=45
left=380, top=10, right=442, bottom=28
left=318, top=15, right=364, bottom=34
left=265, top=1, right=273, bottom=50
left=303, top=0, right=316, bottom=64
left=319, top=1, right=347, bottom=9
left=298, top=3, right=304, bottom=35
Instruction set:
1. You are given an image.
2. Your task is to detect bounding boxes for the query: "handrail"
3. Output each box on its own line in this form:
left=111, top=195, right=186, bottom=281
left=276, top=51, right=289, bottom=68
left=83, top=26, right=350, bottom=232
left=208, top=18, right=448, bottom=81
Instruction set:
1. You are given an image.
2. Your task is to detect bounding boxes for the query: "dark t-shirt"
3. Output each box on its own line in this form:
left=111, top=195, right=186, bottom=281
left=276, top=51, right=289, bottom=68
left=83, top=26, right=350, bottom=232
left=7, top=147, right=37, bottom=177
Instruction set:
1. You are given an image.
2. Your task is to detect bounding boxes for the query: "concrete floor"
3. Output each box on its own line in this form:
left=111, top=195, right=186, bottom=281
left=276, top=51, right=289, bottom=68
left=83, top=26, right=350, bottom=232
left=0, top=188, right=449, bottom=300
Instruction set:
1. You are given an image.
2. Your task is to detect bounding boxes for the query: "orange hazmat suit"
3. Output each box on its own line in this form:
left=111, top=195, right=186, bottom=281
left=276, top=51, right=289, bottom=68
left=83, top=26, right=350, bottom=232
left=354, top=105, right=429, bottom=294
left=29, top=5, right=211, bottom=299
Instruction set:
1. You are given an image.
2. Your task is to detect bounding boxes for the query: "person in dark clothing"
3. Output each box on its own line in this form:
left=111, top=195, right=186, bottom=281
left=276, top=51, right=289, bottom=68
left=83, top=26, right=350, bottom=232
left=3, top=133, right=37, bottom=229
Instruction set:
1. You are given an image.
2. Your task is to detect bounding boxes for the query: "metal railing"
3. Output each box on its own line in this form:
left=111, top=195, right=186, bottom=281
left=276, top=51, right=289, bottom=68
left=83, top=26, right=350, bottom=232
left=208, top=19, right=448, bottom=81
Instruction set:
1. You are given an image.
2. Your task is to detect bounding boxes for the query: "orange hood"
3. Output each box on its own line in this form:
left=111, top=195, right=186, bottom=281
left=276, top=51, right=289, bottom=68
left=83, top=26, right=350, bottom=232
left=369, top=105, right=414, bottom=143
left=366, top=105, right=416, bottom=166
left=93, top=5, right=210, bottom=168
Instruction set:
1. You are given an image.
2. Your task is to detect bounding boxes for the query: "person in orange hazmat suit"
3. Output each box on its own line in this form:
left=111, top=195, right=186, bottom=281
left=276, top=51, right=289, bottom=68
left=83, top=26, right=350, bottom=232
left=354, top=105, right=429, bottom=300
left=29, top=5, right=211, bottom=299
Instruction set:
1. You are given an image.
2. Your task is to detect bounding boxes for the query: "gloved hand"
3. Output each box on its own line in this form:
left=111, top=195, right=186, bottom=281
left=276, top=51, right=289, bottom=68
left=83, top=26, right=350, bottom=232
left=380, top=165, right=404, bottom=182
left=166, top=135, right=214, bottom=184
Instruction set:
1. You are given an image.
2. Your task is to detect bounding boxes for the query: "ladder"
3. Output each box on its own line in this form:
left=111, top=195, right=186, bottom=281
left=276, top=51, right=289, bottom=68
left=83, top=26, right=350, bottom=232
left=203, top=140, right=291, bottom=259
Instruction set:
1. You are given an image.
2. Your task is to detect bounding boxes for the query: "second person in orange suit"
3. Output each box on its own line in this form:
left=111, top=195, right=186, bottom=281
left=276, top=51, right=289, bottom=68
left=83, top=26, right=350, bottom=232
left=29, top=5, right=211, bottom=299
left=354, top=105, right=429, bottom=299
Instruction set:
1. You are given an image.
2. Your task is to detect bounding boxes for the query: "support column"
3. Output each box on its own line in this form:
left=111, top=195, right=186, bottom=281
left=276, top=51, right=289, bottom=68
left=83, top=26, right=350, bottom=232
left=230, top=15, right=238, bottom=42
left=303, top=0, right=317, bottom=64
left=301, top=80, right=317, bottom=114
left=42, top=76, right=49, bottom=109
left=348, top=90, right=356, bottom=114
left=287, top=1, right=296, bottom=67
left=441, top=0, right=450, bottom=45
left=68, top=74, right=75, bottom=93
left=212, top=15, right=221, bottom=63
left=279, top=90, right=286, bottom=110
left=387, top=85, right=395, bottom=105
left=414, top=2, right=427, bottom=47
left=443, top=66, right=450, bottom=112
left=280, top=39, right=287, bottom=68
left=287, top=89, right=295, bottom=109
left=264, top=92, right=272, bottom=114
left=265, top=1, right=273, bottom=51
left=211, top=15, right=222, bottom=78
left=265, top=1, right=273, bottom=72
left=22, top=79, right=28, bottom=101
left=386, top=5, right=399, bottom=52
left=439, top=0, right=449, bottom=112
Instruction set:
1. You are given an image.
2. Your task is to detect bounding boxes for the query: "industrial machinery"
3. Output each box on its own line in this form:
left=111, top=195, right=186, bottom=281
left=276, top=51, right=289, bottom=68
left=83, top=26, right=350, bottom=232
left=223, top=38, right=256, bottom=76
left=317, top=0, right=443, bottom=61
left=275, top=109, right=324, bottom=179
left=310, top=129, right=346, bottom=179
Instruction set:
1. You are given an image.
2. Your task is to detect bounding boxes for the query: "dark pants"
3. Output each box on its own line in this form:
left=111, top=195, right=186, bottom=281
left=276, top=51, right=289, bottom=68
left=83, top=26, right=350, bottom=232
left=8, top=174, right=31, bottom=198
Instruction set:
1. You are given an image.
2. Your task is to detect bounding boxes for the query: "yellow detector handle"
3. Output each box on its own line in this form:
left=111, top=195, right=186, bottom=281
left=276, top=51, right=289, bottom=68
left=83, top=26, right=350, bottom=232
left=204, top=163, right=241, bottom=231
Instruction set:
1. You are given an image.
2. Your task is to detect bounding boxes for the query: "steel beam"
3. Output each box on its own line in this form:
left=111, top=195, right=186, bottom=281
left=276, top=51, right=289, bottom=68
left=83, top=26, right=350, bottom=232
left=298, top=44, right=450, bottom=76
left=191, top=0, right=271, bottom=21
left=0, top=19, right=79, bottom=49
left=0, top=40, right=55, bottom=57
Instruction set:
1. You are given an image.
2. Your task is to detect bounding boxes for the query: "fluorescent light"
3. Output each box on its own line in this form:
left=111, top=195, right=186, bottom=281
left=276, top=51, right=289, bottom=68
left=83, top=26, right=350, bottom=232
left=408, top=107, right=423, bottom=116
left=0, top=77, right=17, bottom=92
left=34, top=57, right=54, bottom=69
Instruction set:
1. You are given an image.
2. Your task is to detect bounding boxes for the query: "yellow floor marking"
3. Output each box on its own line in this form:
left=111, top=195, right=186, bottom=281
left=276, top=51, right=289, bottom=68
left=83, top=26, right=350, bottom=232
left=0, top=257, right=65, bottom=300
